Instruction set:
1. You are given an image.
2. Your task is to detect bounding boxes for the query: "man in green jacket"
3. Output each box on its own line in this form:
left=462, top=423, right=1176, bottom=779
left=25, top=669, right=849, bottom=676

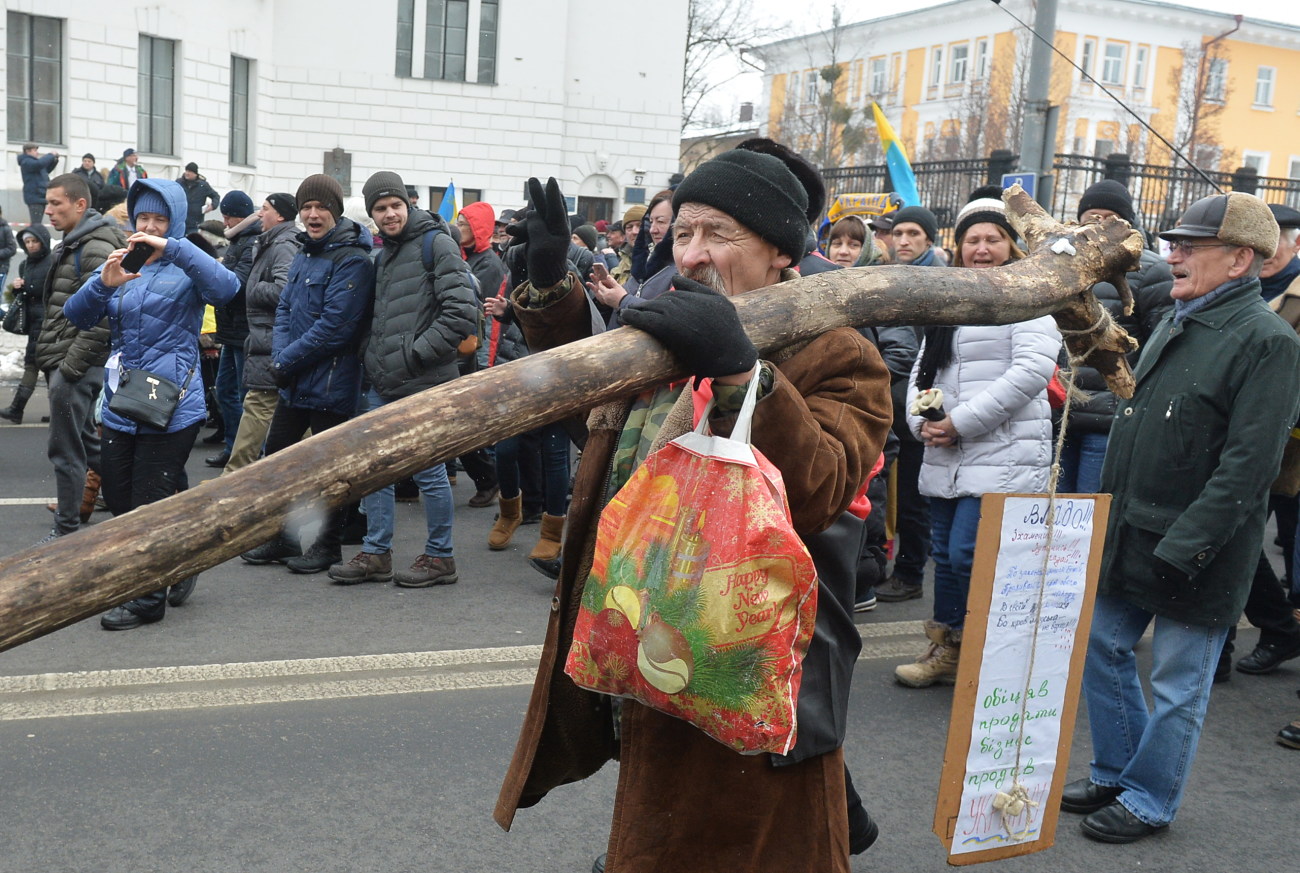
left=1061, top=192, right=1300, bottom=843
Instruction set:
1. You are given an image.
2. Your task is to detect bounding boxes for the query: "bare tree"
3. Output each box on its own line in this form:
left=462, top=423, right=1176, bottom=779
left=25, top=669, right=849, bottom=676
left=773, top=7, right=869, bottom=170
left=681, top=0, right=783, bottom=131
left=1170, top=38, right=1232, bottom=171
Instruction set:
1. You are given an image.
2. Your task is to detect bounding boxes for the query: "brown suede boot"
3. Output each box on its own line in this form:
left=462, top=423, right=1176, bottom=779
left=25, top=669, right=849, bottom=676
left=894, top=620, right=962, bottom=688
left=488, top=494, right=523, bottom=550
left=528, top=513, right=565, bottom=561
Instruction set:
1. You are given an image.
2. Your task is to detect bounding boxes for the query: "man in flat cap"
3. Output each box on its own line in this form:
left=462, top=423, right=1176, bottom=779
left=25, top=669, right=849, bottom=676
left=494, top=152, right=892, bottom=871
left=1063, top=192, right=1300, bottom=843
left=1263, top=203, right=1300, bottom=310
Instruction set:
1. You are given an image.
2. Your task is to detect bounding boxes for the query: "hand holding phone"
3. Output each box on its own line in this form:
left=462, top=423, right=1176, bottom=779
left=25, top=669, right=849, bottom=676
left=120, top=242, right=154, bottom=274
left=590, top=261, right=610, bottom=283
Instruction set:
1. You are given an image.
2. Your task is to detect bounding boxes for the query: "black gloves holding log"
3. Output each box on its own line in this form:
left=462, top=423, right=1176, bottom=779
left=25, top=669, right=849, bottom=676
left=513, top=176, right=759, bottom=386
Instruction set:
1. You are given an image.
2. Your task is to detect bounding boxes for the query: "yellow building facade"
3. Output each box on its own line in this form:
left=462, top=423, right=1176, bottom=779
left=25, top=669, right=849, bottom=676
left=754, top=0, right=1300, bottom=183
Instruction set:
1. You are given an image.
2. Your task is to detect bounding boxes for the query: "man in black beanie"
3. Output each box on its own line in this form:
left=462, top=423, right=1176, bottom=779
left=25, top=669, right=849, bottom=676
left=496, top=159, right=892, bottom=870
left=1077, top=179, right=1136, bottom=227
left=889, top=205, right=941, bottom=266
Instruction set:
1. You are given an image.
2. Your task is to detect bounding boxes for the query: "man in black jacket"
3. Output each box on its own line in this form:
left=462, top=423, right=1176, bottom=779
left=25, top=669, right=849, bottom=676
left=326, top=171, right=477, bottom=588
left=179, top=162, right=220, bottom=234
left=224, top=193, right=300, bottom=473
left=205, top=190, right=260, bottom=468
left=73, top=154, right=105, bottom=207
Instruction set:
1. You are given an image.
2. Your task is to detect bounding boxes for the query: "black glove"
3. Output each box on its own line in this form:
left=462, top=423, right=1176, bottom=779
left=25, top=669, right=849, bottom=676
left=618, top=274, right=758, bottom=383
left=271, top=363, right=292, bottom=389
left=507, top=177, right=571, bottom=289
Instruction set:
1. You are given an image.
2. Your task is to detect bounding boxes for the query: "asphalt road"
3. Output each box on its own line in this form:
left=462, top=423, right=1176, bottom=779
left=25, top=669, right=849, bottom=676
left=1, top=382, right=1298, bottom=872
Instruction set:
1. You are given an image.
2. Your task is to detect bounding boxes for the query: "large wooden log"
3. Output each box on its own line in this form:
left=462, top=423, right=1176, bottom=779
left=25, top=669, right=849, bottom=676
left=0, top=186, right=1141, bottom=652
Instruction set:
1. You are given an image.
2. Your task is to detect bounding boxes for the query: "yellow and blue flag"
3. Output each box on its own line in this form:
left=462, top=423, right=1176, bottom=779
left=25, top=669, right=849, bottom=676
left=871, top=103, right=920, bottom=208
left=438, top=181, right=458, bottom=222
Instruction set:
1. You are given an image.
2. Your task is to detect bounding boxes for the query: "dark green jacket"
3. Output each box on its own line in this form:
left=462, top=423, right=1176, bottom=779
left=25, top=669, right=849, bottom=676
left=1098, top=277, right=1300, bottom=627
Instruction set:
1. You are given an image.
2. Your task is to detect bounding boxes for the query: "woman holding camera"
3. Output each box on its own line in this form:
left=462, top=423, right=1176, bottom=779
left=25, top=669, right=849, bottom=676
left=64, top=177, right=239, bottom=630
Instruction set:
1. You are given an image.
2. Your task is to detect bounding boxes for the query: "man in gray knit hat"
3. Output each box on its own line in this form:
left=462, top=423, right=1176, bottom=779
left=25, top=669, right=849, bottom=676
left=1065, top=192, right=1300, bottom=843
left=325, top=170, right=477, bottom=588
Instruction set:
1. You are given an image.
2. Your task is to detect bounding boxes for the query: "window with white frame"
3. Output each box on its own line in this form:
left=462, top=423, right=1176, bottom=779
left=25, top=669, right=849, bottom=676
left=1080, top=39, right=1096, bottom=78
left=870, top=57, right=887, bottom=96
left=1242, top=151, right=1268, bottom=174
left=1132, top=45, right=1148, bottom=89
left=1256, top=66, right=1275, bottom=107
left=6, top=11, right=62, bottom=145
left=950, top=44, right=969, bottom=84
left=931, top=46, right=943, bottom=88
left=1291, top=157, right=1300, bottom=180
left=229, top=55, right=252, bottom=166
left=804, top=70, right=818, bottom=103
left=138, top=34, right=176, bottom=155
left=975, top=39, right=989, bottom=80
left=1102, top=43, right=1125, bottom=85
left=788, top=71, right=801, bottom=107
left=851, top=59, right=863, bottom=104
left=1205, top=57, right=1228, bottom=102
left=394, top=0, right=499, bottom=83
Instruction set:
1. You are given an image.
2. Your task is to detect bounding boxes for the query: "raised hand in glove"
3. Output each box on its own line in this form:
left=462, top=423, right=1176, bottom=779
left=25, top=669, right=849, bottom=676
left=506, top=177, right=571, bottom=290
left=618, top=274, right=758, bottom=384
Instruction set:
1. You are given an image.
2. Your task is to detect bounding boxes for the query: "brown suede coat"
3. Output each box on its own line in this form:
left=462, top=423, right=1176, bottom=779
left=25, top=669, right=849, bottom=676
left=494, top=272, right=892, bottom=869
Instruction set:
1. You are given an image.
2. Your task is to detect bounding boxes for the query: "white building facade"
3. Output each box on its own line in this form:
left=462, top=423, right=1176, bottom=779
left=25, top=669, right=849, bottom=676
left=3, top=0, right=687, bottom=226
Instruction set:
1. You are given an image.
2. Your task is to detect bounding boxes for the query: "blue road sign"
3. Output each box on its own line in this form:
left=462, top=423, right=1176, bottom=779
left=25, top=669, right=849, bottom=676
left=1001, top=172, right=1037, bottom=199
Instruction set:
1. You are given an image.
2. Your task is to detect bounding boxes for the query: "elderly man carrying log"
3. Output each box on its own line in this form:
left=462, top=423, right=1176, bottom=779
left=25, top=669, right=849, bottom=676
left=493, top=152, right=894, bottom=872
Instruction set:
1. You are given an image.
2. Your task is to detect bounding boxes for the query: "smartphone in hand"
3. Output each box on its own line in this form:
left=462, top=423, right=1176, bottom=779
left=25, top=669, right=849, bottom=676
left=120, top=242, right=154, bottom=273
left=590, top=261, right=610, bottom=283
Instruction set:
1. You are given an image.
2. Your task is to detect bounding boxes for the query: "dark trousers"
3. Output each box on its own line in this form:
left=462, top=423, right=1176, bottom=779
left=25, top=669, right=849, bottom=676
left=892, top=438, right=930, bottom=583
left=446, top=354, right=497, bottom=490
left=264, top=405, right=350, bottom=551
left=101, top=422, right=201, bottom=615
left=1223, top=494, right=1300, bottom=661
left=496, top=422, right=570, bottom=516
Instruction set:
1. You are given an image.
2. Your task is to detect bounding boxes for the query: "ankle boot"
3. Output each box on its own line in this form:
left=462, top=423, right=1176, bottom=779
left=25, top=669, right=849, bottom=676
left=528, top=513, right=565, bottom=562
left=894, top=620, right=962, bottom=688
left=488, top=494, right=523, bottom=550
left=0, top=385, right=34, bottom=424
left=80, top=469, right=102, bottom=524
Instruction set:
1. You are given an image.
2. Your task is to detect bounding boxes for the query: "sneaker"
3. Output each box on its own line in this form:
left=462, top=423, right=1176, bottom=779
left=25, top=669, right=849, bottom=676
left=328, top=551, right=394, bottom=585
left=876, top=575, right=923, bottom=603
left=394, top=555, right=458, bottom=588
left=168, top=575, right=198, bottom=606
left=854, top=594, right=878, bottom=613
left=241, top=536, right=301, bottom=565
left=286, top=543, right=342, bottom=575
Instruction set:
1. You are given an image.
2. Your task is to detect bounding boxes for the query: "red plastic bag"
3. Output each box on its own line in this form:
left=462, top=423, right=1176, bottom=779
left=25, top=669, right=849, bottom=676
left=564, top=375, right=818, bottom=754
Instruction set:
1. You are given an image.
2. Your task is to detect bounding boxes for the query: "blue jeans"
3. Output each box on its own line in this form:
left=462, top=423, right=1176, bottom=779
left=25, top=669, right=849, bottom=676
left=1057, top=430, right=1108, bottom=493
left=1083, top=594, right=1228, bottom=826
left=930, top=495, right=981, bottom=629
left=495, top=422, right=570, bottom=516
left=361, top=389, right=453, bottom=557
left=215, top=345, right=246, bottom=452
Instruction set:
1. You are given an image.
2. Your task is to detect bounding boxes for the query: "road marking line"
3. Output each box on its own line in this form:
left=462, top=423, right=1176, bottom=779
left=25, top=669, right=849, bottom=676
left=0, top=498, right=58, bottom=505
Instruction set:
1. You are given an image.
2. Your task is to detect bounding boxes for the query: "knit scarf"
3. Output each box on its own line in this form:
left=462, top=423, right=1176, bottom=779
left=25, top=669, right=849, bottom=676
left=1261, top=257, right=1300, bottom=302
left=1174, top=276, right=1250, bottom=324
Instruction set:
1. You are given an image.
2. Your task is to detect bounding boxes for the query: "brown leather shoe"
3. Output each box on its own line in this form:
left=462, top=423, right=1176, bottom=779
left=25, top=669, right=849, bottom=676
left=394, top=555, right=458, bottom=588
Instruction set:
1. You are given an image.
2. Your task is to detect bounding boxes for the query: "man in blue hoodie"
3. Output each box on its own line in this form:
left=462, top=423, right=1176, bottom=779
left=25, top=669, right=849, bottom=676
left=17, top=142, right=60, bottom=226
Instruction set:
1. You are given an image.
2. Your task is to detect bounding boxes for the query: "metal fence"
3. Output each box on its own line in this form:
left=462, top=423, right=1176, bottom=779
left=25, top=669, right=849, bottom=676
left=823, top=152, right=1300, bottom=247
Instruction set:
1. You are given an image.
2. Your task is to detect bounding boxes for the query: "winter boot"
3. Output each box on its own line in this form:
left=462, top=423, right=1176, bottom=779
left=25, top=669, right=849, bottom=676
left=894, top=620, right=962, bottom=688
left=528, top=513, right=565, bottom=562
left=0, top=385, right=34, bottom=424
left=488, top=494, right=523, bottom=550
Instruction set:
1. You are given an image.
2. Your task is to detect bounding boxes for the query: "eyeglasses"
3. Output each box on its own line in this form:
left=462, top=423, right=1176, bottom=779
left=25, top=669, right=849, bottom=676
left=1166, top=240, right=1234, bottom=256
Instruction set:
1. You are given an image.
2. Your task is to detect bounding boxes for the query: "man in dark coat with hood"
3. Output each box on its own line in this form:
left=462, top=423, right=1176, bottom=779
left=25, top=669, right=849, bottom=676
left=325, top=171, right=476, bottom=588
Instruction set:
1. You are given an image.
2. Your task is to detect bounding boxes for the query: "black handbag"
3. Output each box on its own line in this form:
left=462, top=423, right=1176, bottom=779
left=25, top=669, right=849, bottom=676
left=109, top=366, right=194, bottom=430
left=2, top=293, right=26, bottom=335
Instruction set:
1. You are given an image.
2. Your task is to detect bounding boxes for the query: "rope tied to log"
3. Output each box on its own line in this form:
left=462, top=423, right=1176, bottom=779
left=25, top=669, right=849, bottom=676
left=997, top=323, right=1095, bottom=841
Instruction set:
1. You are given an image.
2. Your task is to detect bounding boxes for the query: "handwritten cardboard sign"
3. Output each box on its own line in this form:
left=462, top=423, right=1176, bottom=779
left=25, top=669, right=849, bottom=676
left=933, top=493, right=1109, bottom=865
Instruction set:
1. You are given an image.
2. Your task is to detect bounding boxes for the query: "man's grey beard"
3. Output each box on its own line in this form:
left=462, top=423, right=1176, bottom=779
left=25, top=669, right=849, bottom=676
left=680, top=263, right=727, bottom=295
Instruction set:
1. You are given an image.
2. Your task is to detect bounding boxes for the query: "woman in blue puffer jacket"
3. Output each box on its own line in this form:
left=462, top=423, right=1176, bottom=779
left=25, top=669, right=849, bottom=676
left=64, top=177, right=239, bottom=630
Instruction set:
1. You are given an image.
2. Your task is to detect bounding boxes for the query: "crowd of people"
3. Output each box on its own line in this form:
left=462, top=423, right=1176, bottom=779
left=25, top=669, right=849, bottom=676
left=5, top=135, right=1300, bottom=869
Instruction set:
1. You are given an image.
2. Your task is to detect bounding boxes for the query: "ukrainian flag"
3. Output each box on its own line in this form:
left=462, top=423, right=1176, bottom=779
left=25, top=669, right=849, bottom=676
left=871, top=103, right=920, bottom=208
left=438, top=181, right=458, bottom=222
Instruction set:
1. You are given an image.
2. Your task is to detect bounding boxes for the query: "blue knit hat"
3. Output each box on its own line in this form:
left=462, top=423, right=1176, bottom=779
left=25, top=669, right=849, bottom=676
left=220, top=190, right=255, bottom=218
left=130, top=188, right=169, bottom=223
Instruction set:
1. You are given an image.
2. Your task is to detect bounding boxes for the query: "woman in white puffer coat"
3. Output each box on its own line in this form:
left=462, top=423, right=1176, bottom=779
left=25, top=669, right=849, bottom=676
left=894, top=191, right=1061, bottom=688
